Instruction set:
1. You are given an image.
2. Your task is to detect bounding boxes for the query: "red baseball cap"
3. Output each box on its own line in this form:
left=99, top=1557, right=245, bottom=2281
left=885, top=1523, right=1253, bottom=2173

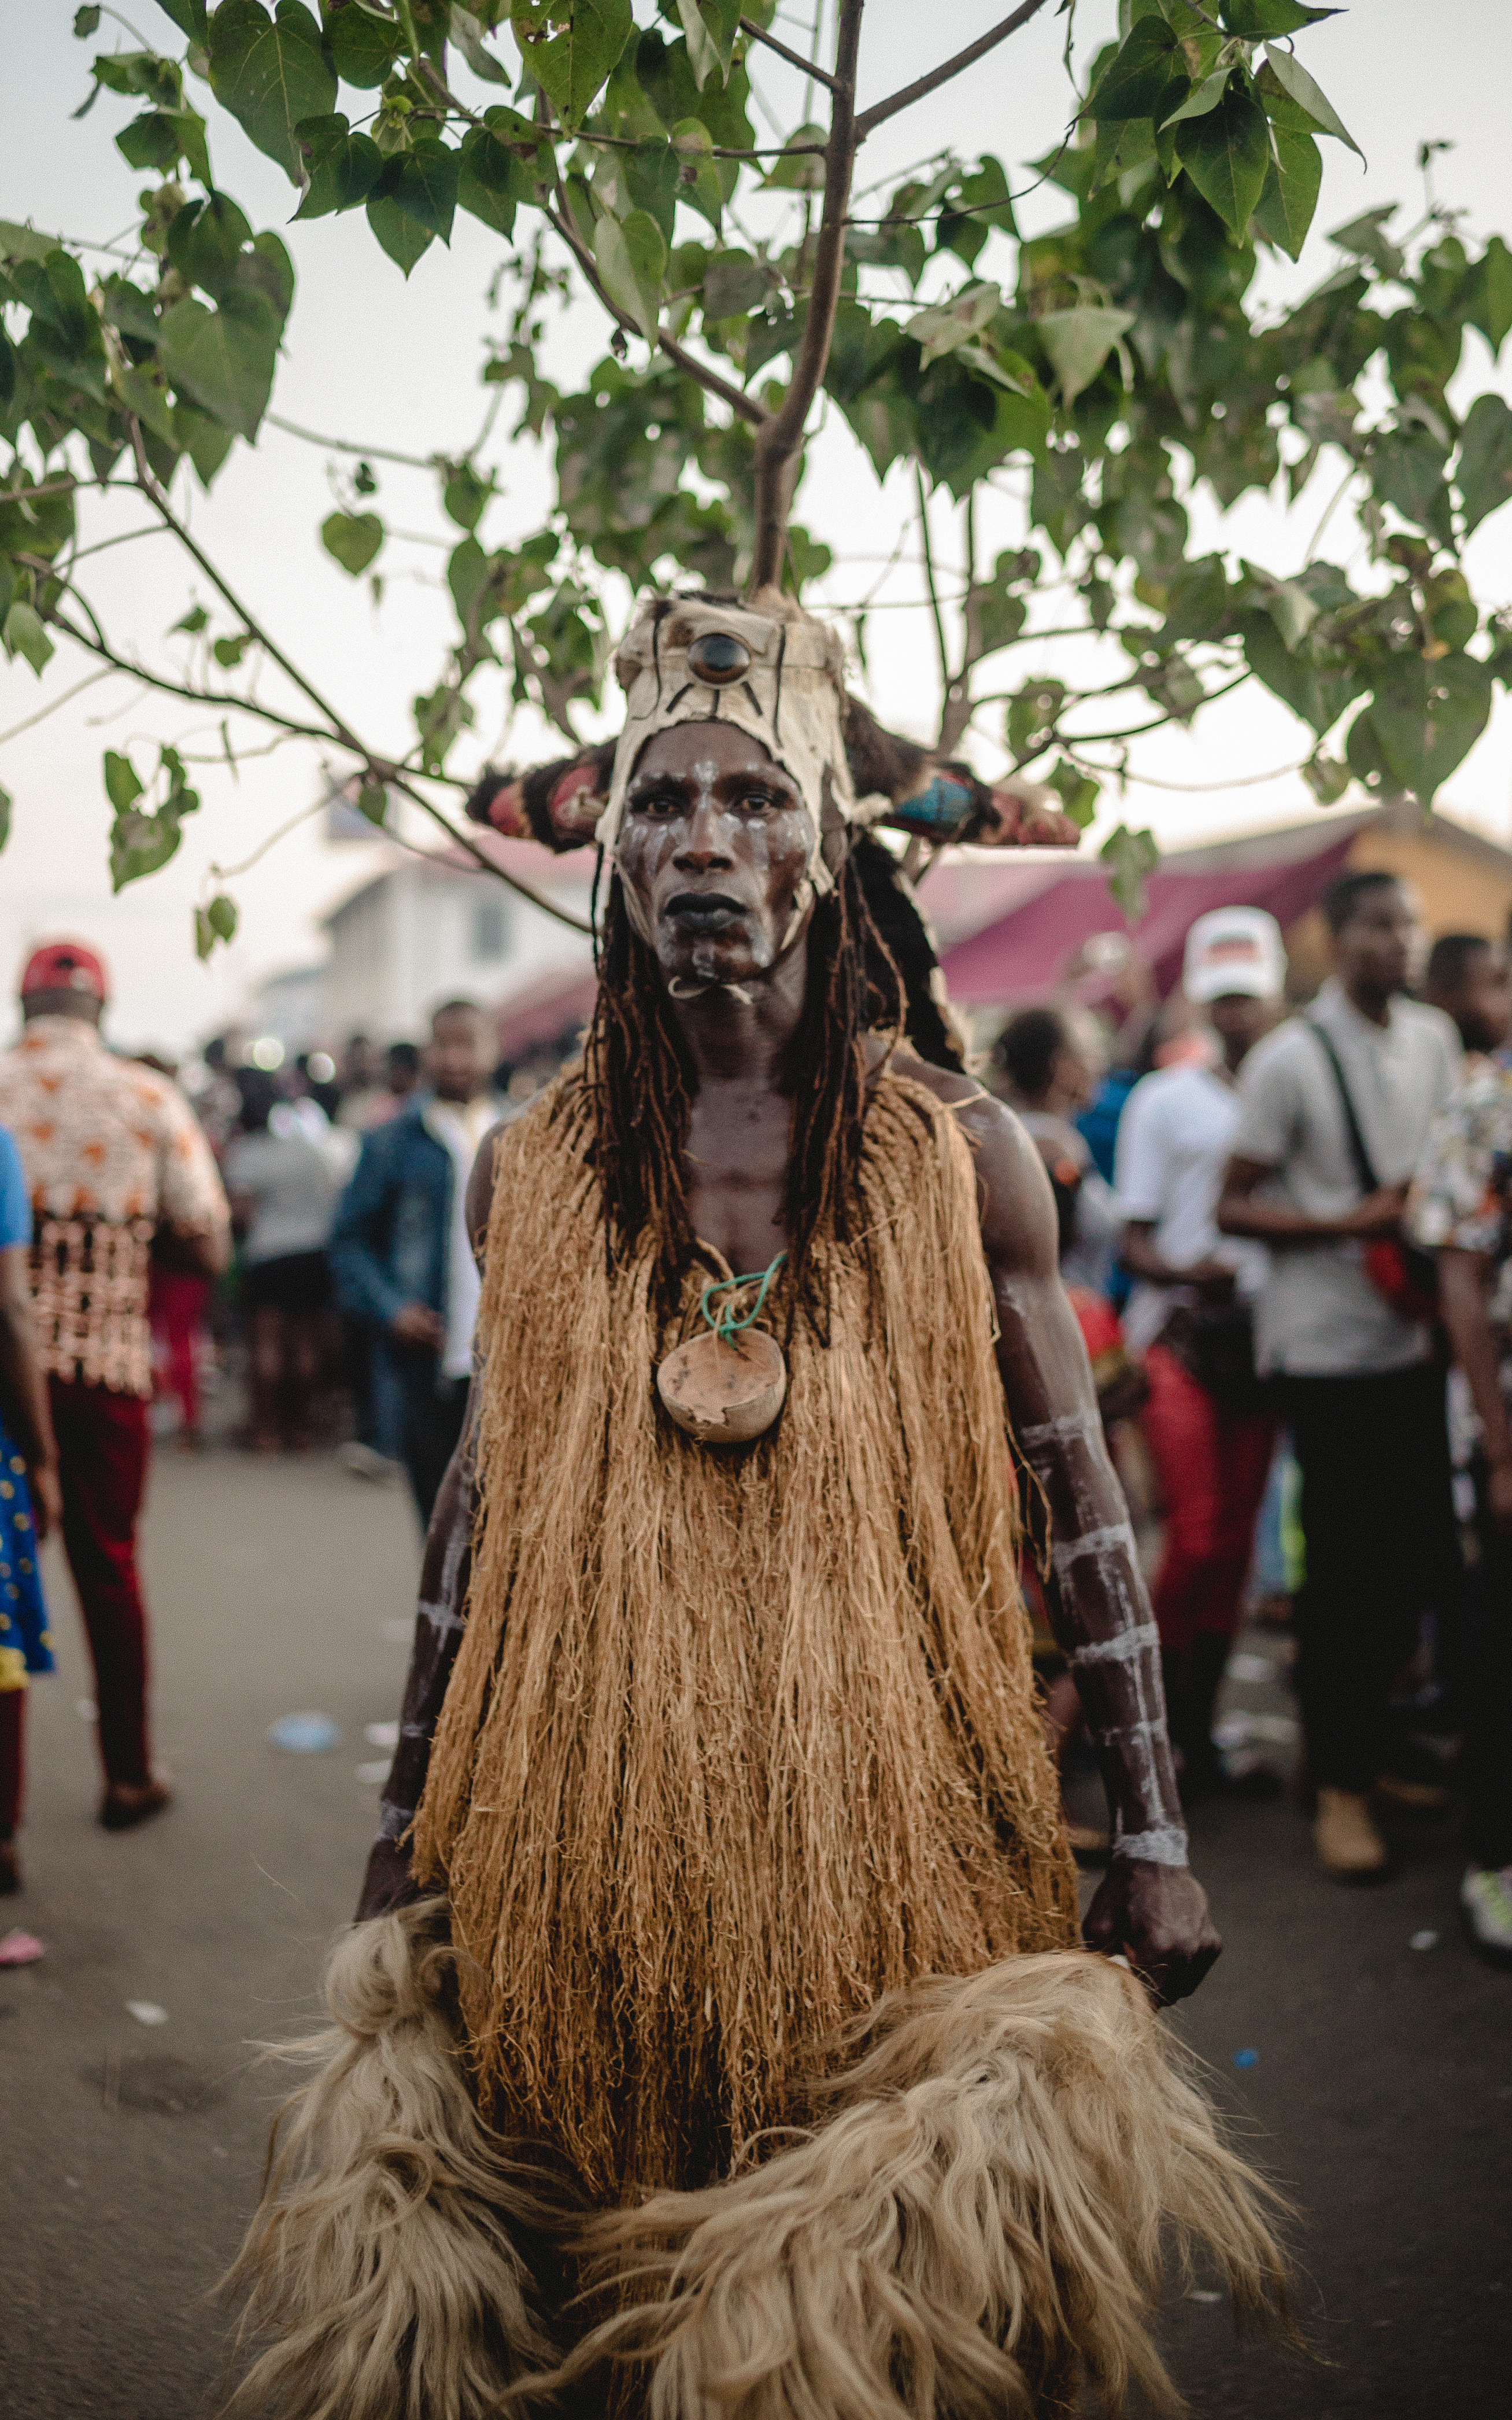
left=19, top=940, right=110, bottom=1002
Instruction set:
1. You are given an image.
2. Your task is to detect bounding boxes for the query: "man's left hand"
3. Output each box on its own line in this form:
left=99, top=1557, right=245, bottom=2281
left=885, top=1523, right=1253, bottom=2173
left=1082, top=1859, right=1221, bottom=2006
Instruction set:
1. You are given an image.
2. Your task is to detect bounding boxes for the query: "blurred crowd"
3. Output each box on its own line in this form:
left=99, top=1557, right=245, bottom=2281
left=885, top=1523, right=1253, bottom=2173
left=2, top=876, right=1512, bottom=1977
left=990, top=875, right=1512, bottom=1962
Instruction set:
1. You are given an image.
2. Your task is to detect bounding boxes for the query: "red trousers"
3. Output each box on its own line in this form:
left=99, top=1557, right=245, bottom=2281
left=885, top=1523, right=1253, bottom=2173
left=52, top=1379, right=153, bottom=1789
left=1141, top=1343, right=1276, bottom=1654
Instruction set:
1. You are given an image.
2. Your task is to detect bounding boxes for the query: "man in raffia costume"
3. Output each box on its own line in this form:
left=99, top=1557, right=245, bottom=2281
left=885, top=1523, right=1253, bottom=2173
left=231, top=591, right=1288, bottom=2420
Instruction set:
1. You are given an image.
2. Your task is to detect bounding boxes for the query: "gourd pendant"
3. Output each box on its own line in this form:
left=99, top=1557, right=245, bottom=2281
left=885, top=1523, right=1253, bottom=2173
left=656, top=1253, right=788, bottom=1445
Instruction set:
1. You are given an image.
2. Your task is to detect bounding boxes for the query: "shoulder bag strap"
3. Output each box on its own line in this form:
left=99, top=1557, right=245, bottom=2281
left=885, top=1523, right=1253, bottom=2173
left=1305, top=1017, right=1380, bottom=1197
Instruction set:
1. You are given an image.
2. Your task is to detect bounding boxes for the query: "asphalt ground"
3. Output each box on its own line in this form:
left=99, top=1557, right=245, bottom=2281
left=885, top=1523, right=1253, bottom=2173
left=2, top=1442, right=1509, bottom=2419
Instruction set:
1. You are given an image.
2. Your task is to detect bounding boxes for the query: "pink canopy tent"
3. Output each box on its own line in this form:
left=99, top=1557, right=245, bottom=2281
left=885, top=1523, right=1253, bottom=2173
left=935, top=811, right=1373, bottom=1006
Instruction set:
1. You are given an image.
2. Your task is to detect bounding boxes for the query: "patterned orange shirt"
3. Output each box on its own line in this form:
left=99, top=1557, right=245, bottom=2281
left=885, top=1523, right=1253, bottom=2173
left=0, top=1018, right=228, bottom=1395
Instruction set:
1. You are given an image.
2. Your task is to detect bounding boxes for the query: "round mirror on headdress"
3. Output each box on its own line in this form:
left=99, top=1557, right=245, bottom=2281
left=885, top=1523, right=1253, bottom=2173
left=686, top=630, right=752, bottom=686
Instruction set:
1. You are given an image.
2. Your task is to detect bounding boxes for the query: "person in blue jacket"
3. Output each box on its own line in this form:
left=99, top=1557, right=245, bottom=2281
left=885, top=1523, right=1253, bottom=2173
left=329, top=1002, right=499, bottom=1527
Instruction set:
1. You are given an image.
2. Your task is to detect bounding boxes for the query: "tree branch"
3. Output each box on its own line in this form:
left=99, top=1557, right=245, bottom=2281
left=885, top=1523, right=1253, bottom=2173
left=749, top=0, right=864, bottom=591
left=267, top=413, right=439, bottom=470
left=740, top=14, right=841, bottom=88
left=538, top=195, right=767, bottom=429
left=853, top=0, right=1055, bottom=141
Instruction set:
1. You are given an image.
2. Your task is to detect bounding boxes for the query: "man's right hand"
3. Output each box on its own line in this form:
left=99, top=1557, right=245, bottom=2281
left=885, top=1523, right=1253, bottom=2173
left=391, top=1301, right=446, bottom=1351
left=1339, top=1182, right=1409, bottom=1241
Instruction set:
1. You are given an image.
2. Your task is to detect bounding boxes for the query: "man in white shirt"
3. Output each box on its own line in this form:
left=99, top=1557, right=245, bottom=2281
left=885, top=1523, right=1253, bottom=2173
left=1218, top=871, right=1463, bottom=1879
left=1116, top=909, right=1282, bottom=1800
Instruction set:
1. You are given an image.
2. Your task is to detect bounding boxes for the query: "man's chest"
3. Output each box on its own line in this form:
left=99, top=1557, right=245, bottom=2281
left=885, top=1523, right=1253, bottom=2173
left=682, top=1089, right=791, bottom=1272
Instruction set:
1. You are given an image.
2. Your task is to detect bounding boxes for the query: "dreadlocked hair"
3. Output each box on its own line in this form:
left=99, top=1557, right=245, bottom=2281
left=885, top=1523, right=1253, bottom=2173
left=582, top=844, right=907, bottom=1323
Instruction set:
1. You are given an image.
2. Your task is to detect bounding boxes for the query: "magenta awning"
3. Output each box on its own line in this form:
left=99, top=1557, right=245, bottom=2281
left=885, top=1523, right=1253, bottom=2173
left=936, top=813, right=1372, bottom=1005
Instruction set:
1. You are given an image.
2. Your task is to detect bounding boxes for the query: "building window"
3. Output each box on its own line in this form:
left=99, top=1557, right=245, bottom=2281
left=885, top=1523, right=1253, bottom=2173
left=471, top=898, right=506, bottom=961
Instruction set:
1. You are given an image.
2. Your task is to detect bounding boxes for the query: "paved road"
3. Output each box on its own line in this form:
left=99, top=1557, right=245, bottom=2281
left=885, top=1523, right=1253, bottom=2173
left=2, top=1445, right=1509, bottom=2418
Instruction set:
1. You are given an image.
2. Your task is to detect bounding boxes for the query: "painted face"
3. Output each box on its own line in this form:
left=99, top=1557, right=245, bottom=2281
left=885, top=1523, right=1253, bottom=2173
left=617, top=720, right=814, bottom=988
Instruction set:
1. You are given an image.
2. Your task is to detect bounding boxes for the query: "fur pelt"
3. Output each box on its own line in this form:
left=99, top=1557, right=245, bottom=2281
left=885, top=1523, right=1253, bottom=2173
left=414, top=1072, right=1078, bottom=2198
left=224, top=1899, right=560, bottom=2420
left=546, top=1949, right=1292, bottom=2420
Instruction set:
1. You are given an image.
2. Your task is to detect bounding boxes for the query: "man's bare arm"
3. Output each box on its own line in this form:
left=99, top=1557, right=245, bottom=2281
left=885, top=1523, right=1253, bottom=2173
left=1217, top=1152, right=1404, bottom=1246
left=900, top=1056, right=1220, bottom=2005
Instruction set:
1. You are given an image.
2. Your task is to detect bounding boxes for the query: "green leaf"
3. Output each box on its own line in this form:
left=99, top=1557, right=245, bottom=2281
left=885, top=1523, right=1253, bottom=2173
left=173, top=399, right=236, bottom=487
left=1467, top=236, right=1512, bottom=357
left=764, top=121, right=825, bottom=190
left=208, top=891, right=238, bottom=942
left=207, top=0, right=338, bottom=183
left=594, top=206, right=666, bottom=343
left=457, top=123, right=532, bottom=238
left=1088, top=16, right=1181, bottom=119
left=512, top=0, right=633, bottom=129
left=292, top=114, right=384, bottom=216
left=1252, top=121, right=1320, bottom=261
left=1370, top=426, right=1451, bottom=538
left=212, top=631, right=252, bottom=666
left=1162, top=66, right=1233, bottom=128
left=154, top=0, right=209, bottom=34
left=1100, top=822, right=1159, bottom=921
left=1302, top=751, right=1350, bottom=804
left=166, top=191, right=253, bottom=294
left=1244, top=562, right=1319, bottom=651
left=1458, top=394, right=1512, bottom=536
left=365, top=186, right=434, bottom=275
left=357, top=779, right=388, bottom=826
left=904, top=282, right=1001, bottom=370
left=1173, top=79, right=1271, bottom=239
left=158, top=288, right=280, bottom=440
left=1221, top=0, right=1339, bottom=28
left=326, top=3, right=404, bottom=84
left=1262, top=40, right=1362, bottom=160
left=1035, top=306, right=1134, bottom=405
left=442, top=460, right=492, bottom=532
left=676, top=0, right=741, bottom=90
left=375, top=138, right=460, bottom=241
left=0, top=784, right=10, bottom=851
left=937, top=155, right=1015, bottom=267
left=450, top=5, right=511, bottom=83
left=4, top=602, right=54, bottom=677
left=104, top=749, right=145, bottom=813
left=1365, top=653, right=1492, bottom=802
left=1006, top=678, right=1064, bottom=761
left=1047, top=756, right=1100, bottom=829
left=1328, top=204, right=1403, bottom=280
left=170, top=603, right=209, bottom=634
left=703, top=248, right=766, bottom=321
left=321, top=510, right=385, bottom=573
left=0, top=222, right=61, bottom=264
left=74, top=6, right=102, bottom=32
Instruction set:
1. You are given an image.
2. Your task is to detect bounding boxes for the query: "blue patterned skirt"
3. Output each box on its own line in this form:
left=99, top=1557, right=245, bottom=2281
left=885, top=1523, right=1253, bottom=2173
left=0, top=1423, right=50, bottom=1694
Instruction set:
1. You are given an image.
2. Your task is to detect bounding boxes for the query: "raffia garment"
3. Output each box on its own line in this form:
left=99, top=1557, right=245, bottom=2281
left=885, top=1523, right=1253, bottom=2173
left=413, top=1068, right=1077, bottom=2202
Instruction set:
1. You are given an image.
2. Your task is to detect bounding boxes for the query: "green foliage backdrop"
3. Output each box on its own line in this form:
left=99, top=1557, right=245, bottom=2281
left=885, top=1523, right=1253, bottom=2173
left=4, top=0, right=1512, bottom=942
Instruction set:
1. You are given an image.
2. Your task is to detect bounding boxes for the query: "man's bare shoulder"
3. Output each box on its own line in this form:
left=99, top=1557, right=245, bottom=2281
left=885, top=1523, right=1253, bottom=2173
left=885, top=1045, right=1058, bottom=1268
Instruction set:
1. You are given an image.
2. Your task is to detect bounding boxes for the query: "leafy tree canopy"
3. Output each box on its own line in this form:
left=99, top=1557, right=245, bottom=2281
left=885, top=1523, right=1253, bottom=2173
left=3, top=0, right=1511, bottom=937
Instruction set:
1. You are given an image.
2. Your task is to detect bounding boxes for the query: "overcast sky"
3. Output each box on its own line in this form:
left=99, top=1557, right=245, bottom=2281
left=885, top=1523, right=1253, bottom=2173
left=3, top=0, right=1511, bottom=1049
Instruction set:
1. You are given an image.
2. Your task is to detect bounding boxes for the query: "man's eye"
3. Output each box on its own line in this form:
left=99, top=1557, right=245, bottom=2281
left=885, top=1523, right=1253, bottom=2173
left=634, top=792, right=681, bottom=818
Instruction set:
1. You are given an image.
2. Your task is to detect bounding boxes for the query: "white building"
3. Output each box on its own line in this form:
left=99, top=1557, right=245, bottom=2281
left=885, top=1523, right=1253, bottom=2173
left=319, top=832, right=594, bottom=1044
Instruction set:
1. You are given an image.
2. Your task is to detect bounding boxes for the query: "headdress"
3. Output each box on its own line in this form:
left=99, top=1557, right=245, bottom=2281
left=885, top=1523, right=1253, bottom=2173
left=598, top=591, right=885, bottom=925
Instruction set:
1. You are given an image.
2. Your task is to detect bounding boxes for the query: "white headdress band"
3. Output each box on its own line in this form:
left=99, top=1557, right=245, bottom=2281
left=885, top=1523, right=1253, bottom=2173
left=598, top=596, right=885, bottom=923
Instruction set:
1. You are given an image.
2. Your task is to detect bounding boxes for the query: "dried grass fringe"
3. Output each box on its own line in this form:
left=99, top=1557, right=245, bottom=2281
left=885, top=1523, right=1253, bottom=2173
left=223, top=1899, right=559, bottom=2420
left=544, top=1950, right=1293, bottom=2420
left=415, top=1071, right=1078, bottom=2198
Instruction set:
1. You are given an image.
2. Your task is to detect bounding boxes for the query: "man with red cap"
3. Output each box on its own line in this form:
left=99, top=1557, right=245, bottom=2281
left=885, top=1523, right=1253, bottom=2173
left=0, top=942, right=228, bottom=1840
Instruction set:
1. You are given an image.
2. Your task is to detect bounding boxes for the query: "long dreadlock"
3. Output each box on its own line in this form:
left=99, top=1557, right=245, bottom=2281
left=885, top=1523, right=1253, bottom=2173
left=582, top=838, right=915, bottom=1322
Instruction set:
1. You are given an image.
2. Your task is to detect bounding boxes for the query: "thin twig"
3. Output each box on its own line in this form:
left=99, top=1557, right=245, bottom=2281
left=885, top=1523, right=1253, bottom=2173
left=0, top=667, right=116, bottom=748
left=750, top=0, right=864, bottom=586
left=538, top=194, right=766, bottom=429
left=915, top=467, right=951, bottom=706
left=267, top=414, right=438, bottom=470
left=741, top=13, right=840, bottom=87
left=854, top=0, right=1055, bottom=139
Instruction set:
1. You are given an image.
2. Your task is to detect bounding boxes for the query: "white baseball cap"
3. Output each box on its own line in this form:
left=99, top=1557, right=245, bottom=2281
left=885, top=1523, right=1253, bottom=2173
left=1182, top=907, right=1286, bottom=1005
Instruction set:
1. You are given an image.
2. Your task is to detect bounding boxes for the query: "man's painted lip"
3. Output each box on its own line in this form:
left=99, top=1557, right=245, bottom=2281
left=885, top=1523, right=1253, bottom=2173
left=664, top=891, right=746, bottom=928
